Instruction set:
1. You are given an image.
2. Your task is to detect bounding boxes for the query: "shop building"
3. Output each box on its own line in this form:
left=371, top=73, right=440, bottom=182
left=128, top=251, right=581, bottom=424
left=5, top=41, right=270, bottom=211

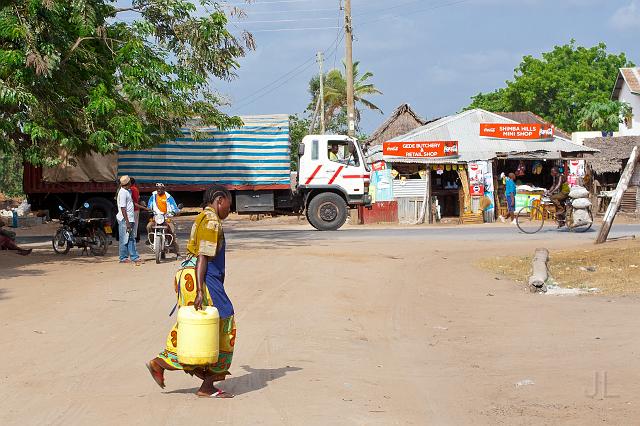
left=370, top=109, right=597, bottom=224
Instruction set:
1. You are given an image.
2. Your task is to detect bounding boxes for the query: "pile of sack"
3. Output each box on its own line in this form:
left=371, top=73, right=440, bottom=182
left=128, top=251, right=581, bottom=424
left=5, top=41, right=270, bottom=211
left=568, top=186, right=592, bottom=226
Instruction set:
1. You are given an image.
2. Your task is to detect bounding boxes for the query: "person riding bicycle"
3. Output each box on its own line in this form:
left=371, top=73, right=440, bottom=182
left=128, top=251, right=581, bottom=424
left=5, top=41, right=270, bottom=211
left=146, top=183, right=181, bottom=255
left=546, top=167, right=570, bottom=227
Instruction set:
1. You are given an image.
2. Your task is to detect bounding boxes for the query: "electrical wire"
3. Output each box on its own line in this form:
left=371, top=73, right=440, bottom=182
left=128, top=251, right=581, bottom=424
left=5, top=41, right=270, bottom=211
left=232, top=30, right=345, bottom=112
left=357, top=0, right=471, bottom=26
left=231, top=17, right=338, bottom=25
left=248, top=26, right=341, bottom=33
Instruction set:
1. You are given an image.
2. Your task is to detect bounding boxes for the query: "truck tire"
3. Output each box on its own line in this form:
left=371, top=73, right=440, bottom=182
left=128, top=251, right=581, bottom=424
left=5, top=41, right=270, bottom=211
left=85, top=197, right=114, bottom=221
left=306, top=192, right=348, bottom=231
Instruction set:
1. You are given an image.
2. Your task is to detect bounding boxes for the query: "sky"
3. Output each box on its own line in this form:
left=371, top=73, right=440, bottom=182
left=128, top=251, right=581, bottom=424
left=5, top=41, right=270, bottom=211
left=208, top=0, right=640, bottom=134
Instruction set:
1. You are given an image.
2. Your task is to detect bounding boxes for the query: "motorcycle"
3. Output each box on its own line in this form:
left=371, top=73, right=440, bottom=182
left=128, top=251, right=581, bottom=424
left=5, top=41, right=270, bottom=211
left=52, top=203, right=110, bottom=256
left=148, top=204, right=182, bottom=264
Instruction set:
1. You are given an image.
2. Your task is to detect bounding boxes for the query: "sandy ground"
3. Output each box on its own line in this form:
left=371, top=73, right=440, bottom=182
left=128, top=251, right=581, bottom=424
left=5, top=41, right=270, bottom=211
left=2, top=225, right=640, bottom=425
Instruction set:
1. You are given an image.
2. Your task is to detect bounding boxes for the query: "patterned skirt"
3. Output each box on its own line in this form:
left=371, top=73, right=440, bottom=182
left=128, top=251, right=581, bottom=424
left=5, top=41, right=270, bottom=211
left=157, top=260, right=236, bottom=378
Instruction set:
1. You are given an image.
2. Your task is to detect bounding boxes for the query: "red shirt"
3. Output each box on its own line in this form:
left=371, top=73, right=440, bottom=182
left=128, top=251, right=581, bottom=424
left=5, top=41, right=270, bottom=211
left=131, top=185, right=140, bottom=211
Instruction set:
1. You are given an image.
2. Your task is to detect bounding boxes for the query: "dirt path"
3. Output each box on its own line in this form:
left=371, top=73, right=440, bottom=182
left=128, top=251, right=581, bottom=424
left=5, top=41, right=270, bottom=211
left=1, top=232, right=639, bottom=425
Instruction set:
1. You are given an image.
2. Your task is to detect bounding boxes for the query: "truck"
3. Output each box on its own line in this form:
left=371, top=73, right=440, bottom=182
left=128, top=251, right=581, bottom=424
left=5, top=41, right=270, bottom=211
left=23, top=115, right=371, bottom=231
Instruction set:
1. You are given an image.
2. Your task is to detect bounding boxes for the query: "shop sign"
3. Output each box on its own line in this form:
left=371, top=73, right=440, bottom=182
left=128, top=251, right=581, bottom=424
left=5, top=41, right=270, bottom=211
left=371, top=161, right=386, bottom=171
left=480, top=123, right=554, bottom=140
left=469, top=182, right=484, bottom=196
left=383, top=141, right=459, bottom=158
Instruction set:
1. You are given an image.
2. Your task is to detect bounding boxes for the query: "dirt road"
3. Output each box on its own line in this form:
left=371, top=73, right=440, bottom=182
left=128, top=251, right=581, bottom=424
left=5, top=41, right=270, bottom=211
left=2, top=225, right=640, bottom=425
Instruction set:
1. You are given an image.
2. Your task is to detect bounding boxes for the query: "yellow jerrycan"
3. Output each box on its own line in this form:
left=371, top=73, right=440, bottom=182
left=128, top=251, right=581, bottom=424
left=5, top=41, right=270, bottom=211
left=177, top=306, right=220, bottom=365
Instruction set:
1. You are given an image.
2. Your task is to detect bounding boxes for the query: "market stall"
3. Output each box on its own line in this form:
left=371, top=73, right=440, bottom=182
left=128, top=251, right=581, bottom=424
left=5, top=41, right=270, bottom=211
left=382, top=109, right=598, bottom=224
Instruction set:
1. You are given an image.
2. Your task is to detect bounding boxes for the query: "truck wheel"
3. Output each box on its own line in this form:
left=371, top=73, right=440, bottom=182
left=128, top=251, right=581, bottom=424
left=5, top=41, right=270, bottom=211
left=307, top=192, right=348, bottom=231
left=85, top=197, right=114, bottom=221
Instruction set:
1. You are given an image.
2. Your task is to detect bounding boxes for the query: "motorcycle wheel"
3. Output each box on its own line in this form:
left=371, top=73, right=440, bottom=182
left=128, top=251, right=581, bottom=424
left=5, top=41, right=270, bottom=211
left=154, top=234, right=164, bottom=264
left=90, top=229, right=109, bottom=256
left=52, top=229, right=71, bottom=254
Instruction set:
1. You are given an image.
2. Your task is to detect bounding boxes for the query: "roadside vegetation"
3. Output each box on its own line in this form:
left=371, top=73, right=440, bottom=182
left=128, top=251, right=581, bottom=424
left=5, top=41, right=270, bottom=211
left=478, top=241, right=640, bottom=295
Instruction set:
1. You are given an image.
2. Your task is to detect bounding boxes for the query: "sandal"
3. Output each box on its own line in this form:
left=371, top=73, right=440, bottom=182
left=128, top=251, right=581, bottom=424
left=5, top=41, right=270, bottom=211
left=196, top=389, right=234, bottom=399
left=145, top=361, right=165, bottom=389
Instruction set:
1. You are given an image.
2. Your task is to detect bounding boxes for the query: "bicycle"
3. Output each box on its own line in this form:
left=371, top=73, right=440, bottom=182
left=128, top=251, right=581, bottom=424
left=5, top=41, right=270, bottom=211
left=515, top=196, right=593, bottom=234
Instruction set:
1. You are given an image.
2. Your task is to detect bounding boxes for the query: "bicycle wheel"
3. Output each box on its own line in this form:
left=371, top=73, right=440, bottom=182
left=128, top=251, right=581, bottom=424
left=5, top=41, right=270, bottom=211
left=516, top=205, right=545, bottom=234
left=568, top=208, right=594, bottom=233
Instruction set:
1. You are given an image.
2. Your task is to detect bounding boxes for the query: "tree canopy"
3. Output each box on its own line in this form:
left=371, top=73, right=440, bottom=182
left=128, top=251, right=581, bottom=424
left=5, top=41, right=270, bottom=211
left=467, top=41, right=633, bottom=132
left=0, top=0, right=253, bottom=165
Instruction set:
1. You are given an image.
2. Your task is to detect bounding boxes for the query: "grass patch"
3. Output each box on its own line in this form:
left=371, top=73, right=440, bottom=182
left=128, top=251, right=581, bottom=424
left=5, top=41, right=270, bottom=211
left=477, top=241, right=640, bottom=295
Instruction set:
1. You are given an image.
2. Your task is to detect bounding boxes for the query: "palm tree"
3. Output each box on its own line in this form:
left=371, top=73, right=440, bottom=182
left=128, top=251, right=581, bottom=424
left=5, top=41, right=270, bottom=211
left=578, top=100, right=632, bottom=133
left=309, top=61, right=383, bottom=131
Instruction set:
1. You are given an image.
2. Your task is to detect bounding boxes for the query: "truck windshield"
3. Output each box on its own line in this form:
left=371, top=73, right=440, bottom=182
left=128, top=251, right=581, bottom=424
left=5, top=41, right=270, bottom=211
left=327, top=140, right=367, bottom=169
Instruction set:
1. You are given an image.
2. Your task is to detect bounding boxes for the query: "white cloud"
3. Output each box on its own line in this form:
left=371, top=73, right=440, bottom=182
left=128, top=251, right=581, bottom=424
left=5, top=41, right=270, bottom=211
left=609, top=0, right=640, bottom=31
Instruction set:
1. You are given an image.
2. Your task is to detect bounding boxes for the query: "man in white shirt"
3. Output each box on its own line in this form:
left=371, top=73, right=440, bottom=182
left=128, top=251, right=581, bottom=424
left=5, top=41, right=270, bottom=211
left=116, top=175, right=141, bottom=264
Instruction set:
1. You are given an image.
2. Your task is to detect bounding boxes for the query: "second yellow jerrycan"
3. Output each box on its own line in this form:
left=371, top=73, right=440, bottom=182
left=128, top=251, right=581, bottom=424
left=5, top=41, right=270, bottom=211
left=177, top=306, right=220, bottom=365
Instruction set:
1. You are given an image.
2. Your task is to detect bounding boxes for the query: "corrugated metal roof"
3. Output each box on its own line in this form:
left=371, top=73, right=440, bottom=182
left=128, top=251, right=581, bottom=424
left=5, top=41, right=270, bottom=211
left=384, top=109, right=598, bottom=164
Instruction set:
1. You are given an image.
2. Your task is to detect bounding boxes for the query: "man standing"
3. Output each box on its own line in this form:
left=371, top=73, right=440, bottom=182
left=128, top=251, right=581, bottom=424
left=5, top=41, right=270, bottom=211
left=116, top=175, right=142, bottom=264
left=547, top=167, right=570, bottom=227
left=499, top=172, right=517, bottom=224
left=129, top=177, right=148, bottom=243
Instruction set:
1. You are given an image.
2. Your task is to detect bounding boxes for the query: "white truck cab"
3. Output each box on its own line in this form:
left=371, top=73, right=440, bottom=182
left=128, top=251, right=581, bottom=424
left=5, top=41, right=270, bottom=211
left=297, top=135, right=371, bottom=230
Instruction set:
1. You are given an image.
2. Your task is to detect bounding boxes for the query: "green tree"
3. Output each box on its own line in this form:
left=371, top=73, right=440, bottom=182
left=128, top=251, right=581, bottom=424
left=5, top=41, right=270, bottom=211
left=0, top=0, right=253, bottom=166
left=289, top=114, right=309, bottom=169
left=308, top=61, right=383, bottom=132
left=467, top=41, right=633, bottom=132
left=577, top=100, right=632, bottom=132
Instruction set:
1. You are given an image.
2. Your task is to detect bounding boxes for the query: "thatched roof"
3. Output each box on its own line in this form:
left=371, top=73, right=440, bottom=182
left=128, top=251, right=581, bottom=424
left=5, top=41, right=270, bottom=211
left=365, top=104, right=432, bottom=147
left=495, top=111, right=572, bottom=140
left=583, top=136, right=640, bottom=174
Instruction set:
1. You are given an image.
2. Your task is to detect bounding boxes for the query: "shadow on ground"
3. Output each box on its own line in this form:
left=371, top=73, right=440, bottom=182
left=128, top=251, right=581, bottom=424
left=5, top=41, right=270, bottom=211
left=164, top=365, right=302, bottom=396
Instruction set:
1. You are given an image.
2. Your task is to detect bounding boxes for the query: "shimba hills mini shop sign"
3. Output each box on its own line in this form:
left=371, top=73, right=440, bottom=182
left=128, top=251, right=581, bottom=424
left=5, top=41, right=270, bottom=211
left=480, top=123, right=554, bottom=140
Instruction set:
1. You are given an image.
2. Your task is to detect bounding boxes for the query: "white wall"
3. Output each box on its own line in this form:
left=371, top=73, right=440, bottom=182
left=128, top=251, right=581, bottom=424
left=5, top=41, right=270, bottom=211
left=617, top=82, right=640, bottom=136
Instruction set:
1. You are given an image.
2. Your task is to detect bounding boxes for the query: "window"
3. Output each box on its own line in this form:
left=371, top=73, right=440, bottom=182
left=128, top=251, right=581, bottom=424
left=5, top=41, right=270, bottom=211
left=312, top=140, right=319, bottom=160
left=327, top=140, right=360, bottom=167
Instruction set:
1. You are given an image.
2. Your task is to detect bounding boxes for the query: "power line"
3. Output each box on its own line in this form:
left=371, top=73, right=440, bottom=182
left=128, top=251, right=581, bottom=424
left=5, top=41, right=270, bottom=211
left=357, top=0, right=471, bottom=25
left=232, top=31, right=345, bottom=112
left=232, top=7, right=337, bottom=15
left=248, top=26, right=341, bottom=33
left=232, top=17, right=338, bottom=25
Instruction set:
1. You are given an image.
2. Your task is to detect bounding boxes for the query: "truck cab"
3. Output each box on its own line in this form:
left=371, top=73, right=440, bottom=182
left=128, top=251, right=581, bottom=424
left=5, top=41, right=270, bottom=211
left=297, top=135, right=371, bottom=230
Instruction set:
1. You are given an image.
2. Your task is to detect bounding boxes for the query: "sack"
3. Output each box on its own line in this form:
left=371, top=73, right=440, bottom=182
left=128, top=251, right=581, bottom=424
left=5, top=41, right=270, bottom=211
left=571, top=198, right=592, bottom=209
left=569, top=186, right=589, bottom=199
left=572, top=208, right=592, bottom=227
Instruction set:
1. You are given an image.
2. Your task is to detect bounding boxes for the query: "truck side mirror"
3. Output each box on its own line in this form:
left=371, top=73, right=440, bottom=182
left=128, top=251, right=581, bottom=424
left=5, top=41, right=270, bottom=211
left=348, top=141, right=356, bottom=155
left=298, top=143, right=305, bottom=157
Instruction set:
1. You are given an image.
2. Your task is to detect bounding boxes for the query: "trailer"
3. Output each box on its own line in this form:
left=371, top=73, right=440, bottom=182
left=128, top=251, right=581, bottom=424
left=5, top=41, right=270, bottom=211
left=24, top=115, right=371, bottom=231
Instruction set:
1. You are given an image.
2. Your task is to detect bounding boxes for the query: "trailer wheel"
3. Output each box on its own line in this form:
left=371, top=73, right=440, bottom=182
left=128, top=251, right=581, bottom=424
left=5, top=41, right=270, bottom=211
left=307, top=192, right=348, bottom=231
left=85, top=197, right=116, bottom=238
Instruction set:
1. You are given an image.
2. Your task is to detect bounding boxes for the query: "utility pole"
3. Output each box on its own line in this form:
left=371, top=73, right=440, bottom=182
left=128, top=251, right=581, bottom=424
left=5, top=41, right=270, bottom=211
left=316, top=52, right=325, bottom=134
left=344, top=0, right=355, bottom=137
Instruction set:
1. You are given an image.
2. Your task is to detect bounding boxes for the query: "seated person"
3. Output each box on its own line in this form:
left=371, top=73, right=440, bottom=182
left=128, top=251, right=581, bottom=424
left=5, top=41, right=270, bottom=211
left=146, top=183, right=181, bottom=254
left=0, top=218, right=31, bottom=255
left=329, top=144, right=341, bottom=162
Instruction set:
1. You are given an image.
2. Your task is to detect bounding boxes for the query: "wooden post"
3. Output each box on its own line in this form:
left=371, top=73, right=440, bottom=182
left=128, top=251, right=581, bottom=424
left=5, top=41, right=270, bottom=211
left=418, top=167, right=431, bottom=224
left=529, top=248, right=550, bottom=292
left=596, top=146, right=639, bottom=244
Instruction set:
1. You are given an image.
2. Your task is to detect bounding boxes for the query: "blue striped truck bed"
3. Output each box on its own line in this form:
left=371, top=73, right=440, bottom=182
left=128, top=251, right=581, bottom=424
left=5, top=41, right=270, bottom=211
left=117, top=115, right=291, bottom=187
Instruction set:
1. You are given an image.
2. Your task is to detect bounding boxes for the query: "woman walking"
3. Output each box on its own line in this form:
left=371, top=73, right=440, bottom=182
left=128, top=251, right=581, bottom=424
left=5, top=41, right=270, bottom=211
left=146, top=185, right=236, bottom=398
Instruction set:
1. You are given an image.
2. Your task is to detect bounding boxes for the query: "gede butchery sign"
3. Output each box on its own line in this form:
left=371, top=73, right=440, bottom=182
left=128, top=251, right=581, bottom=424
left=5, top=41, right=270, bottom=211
left=480, top=123, right=554, bottom=140
left=383, top=141, right=459, bottom=158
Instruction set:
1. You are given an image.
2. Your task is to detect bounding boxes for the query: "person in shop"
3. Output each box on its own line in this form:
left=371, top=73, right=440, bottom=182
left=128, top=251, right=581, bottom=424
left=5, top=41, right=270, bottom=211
left=499, top=172, right=517, bottom=224
left=546, top=167, right=570, bottom=227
